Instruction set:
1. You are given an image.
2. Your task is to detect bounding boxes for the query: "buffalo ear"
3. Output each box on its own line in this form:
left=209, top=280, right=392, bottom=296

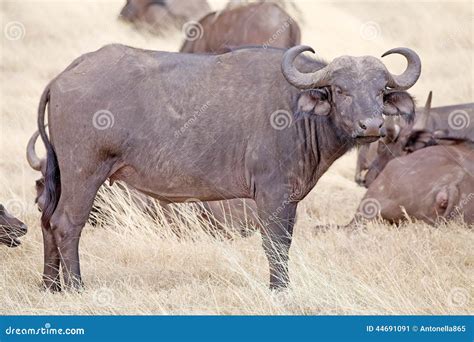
left=383, top=91, right=415, bottom=123
left=296, top=89, right=331, bottom=118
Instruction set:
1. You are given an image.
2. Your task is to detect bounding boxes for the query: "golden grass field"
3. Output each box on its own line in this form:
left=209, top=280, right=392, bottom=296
left=0, top=0, right=472, bottom=314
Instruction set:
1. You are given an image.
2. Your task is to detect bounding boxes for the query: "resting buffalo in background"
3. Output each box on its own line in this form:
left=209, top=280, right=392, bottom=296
left=348, top=95, right=474, bottom=226
left=355, top=92, right=474, bottom=187
left=0, top=204, right=27, bottom=248
left=28, top=130, right=260, bottom=236
left=35, top=43, right=420, bottom=291
left=119, top=0, right=211, bottom=34
left=179, top=3, right=300, bottom=53
left=353, top=144, right=474, bottom=225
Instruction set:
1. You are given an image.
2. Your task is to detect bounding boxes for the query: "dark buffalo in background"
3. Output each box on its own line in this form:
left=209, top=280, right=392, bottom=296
left=179, top=2, right=300, bottom=53
left=0, top=204, right=27, bottom=248
left=35, top=44, right=420, bottom=291
left=119, top=0, right=211, bottom=34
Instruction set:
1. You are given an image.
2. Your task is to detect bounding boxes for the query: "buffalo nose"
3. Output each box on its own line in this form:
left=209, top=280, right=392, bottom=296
left=19, top=224, right=27, bottom=234
left=358, top=118, right=384, bottom=136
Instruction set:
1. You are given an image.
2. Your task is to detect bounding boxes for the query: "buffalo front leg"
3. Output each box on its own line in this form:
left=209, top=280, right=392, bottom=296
left=41, top=226, right=61, bottom=291
left=255, top=195, right=297, bottom=290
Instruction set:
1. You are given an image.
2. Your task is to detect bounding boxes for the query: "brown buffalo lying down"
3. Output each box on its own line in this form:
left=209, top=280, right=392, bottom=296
left=0, top=204, right=27, bottom=248
left=347, top=94, right=474, bottom=226
left=353, top=143, right=474, bottom=225
left=119, top=0, right=211, bottom=34
left=28, top=130, right=260, bottom=237
left=355, top=92, right=474, bottom=187
left=179, top=3, right=300, bottom=53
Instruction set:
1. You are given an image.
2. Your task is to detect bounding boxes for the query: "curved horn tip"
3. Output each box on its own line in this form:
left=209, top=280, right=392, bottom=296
left=381, top=47, right=417, bottom=58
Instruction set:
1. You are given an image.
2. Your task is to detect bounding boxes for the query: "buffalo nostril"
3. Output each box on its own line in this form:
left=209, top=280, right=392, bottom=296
left=378, top=122, right=383, bottom=128
left=358, top=121, right=367, bottom=130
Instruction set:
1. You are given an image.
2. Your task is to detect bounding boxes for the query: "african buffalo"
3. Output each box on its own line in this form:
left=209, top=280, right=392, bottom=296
left=36, top=44, right=420, bottom=291
left=119, top=0, right=211, bottom=34
left=356, top=92, right=474, bottom=187
left=179, top=3, right=300, bottom=53
left=0, top=204, right=27, bottom=248
left=353, top=143, right=474, bottom=225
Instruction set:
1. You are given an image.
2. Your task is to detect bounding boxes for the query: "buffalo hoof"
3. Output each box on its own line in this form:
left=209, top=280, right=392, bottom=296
left=42, top=281, right=62, bottom=293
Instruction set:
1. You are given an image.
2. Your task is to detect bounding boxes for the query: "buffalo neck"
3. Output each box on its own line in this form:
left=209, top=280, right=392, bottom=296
left=293, top=113, right=354, bottom=196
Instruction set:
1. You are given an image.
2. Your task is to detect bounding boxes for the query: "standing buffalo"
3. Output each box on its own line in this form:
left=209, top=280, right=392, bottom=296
left=0, top=204, right=27, bottom=248
left=179, top=3, right=300, bottom=53
left=36, top=44, right=420, bottom=291
left=119, top=0, right=211, bottom=34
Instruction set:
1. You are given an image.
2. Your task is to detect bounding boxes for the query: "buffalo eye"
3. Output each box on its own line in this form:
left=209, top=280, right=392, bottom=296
left=334, top=86, right=344, bottom=95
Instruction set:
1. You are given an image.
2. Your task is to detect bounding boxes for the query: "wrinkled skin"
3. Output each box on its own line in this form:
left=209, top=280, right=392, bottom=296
left=29, top=131, right=259, bottom=234
left=36, top=44, right=419, bottom=291
left=119, top=0, right=211, bottom=34
left=179, top=3, right=300, bottom=54
left=0, top=204, right=27, bottom=248
left=355, top=93, right=474, bottom=187
left=354, top=144, right=474, bottom=225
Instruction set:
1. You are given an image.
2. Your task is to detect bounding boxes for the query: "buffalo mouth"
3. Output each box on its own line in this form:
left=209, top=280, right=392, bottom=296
left=0, top=226, right=26, bottom=248
left=355, top=135, right=381, bottom=144
left=0, top=235, right=22, bottom=248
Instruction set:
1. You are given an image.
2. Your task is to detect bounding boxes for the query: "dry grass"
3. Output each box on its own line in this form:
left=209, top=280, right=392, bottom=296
left=0, top=0, right=472, bottom=314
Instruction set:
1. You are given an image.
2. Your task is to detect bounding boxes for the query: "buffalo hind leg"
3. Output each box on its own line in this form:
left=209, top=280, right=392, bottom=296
left=256, top=194, right=297, bottom=290
left=41, top=227, right=61, bottom=291
left=48, top=168, right=109, bottom=290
